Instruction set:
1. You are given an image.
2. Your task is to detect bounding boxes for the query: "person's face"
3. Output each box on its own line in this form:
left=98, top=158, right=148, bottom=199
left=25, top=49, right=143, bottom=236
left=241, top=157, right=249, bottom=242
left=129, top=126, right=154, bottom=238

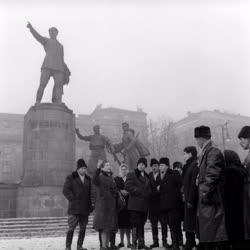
left=102, top=162, right=111, bottom=172
left=121, top=167, right=128, bottom=176
left=159, top=164, right=168, bottom=173
left=122, top=124, right=129, bottom=132
left=184, top=151, right=192, bottom=163
left=49, top=28, right=58, bottom=39
left=175, top=167, right=182, bottom=175
left=151, top=164, right=159, bottom=174
left=93, top=126, right=100, bottom=134
left=77, top=167, right=87, bottom=176
left=195, top=137, right=206, bottom=149
left=137, top=163, right=146, bottom=172
left=239, top=138, right=250, bottom=150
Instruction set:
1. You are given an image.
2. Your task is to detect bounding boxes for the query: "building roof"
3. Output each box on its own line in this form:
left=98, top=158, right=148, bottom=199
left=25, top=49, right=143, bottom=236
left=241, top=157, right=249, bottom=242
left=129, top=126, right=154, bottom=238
left=173, top=110, right=250, bottom=131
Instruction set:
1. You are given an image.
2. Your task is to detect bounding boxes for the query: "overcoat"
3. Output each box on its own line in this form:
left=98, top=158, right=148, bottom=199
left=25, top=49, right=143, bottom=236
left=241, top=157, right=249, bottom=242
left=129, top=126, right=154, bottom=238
left=92, top=169, right=118, bottom=231
left=125, top=168, right=151, bottom=213
left=197, top=141, right=227, bottom=243
left=182, top=157, right=198, bottom=232
left=243, top=152, right=250, bottom=240
left=159, top=169, right=183, bottom=212
left=224, top=150, right=248, bottom=242
left=148, top=172, right=161, bottom=219
left=114, top=176, right=131, bottom=229
left=63, top=171, right=93, bottom=216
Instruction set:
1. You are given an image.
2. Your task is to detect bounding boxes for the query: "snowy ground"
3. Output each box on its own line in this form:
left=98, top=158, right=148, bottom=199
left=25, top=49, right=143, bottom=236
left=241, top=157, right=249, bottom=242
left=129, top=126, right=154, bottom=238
left=0, top=232, right=174, bottom=250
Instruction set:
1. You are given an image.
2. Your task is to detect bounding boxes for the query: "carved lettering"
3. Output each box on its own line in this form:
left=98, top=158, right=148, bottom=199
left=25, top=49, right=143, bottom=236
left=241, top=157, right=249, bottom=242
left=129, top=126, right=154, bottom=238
left=29, top=120, right=69, bottom=130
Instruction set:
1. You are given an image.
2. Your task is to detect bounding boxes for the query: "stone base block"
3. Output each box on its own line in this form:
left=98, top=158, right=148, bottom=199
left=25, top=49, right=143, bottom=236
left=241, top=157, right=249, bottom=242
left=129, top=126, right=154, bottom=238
left=17, top=186, right=68, bottom=217
left=0, top=184, right=18, bottom=218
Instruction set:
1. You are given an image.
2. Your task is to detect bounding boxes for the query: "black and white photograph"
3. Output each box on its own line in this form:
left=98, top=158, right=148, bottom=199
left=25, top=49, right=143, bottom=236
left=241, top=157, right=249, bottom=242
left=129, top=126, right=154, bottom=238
left=0, top=0, right=249, bottom=249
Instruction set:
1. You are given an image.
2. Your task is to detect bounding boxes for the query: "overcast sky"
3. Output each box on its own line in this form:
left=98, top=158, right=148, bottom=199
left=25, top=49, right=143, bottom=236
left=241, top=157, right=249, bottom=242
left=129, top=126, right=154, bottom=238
left=0, top=0, right=249, bottom=121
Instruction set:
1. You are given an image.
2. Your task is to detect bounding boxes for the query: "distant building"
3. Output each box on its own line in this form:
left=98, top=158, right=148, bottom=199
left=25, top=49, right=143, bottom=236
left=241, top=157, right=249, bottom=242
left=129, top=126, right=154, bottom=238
left=168, top=110, right=250, bottom=163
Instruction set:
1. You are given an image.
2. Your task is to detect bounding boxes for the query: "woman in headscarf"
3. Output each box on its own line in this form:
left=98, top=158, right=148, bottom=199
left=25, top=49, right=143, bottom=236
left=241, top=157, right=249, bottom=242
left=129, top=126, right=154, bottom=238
left=224, top=150, right=248, bottom=250
left=114, top=164, right=132, bottom=248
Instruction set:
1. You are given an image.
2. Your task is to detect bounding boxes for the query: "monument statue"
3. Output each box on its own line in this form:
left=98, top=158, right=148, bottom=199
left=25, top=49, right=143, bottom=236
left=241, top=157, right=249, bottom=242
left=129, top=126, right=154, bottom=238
left=114, top=122, right=150, bottom=172
left=27, top=22, right=70, bottom=104
left=75, top=125, right=115, bottom=175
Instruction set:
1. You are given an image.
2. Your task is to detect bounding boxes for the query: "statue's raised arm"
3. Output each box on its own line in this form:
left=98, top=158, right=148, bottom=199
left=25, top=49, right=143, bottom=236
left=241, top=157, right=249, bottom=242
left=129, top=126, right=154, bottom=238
left=27, top=22, right=48, bottom=46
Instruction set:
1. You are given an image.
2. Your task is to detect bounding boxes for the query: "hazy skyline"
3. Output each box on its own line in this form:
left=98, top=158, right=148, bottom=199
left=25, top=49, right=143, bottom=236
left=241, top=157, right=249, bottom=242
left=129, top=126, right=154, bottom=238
left=1, top=0, right=249, bottom=121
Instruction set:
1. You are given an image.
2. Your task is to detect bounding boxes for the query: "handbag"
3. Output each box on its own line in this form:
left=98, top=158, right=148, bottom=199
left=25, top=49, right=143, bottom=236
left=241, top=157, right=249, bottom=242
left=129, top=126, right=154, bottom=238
left=116, top=191, right=126, bottom=211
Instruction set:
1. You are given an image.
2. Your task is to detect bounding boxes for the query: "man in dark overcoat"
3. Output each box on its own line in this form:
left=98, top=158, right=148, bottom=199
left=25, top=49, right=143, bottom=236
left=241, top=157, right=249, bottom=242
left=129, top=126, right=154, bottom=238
left=125, top=157, right=151, bottom=250
left=148, top=158, right=161, bottom=248
left=194, top=126, right=227, bottom=250
left=238, top=126, right=250, bottom=248
left=182, top=146, right=199, bottom=250
left=158, top=157, right=183, bottom=250
left=63, top=159, right=93, bottom=250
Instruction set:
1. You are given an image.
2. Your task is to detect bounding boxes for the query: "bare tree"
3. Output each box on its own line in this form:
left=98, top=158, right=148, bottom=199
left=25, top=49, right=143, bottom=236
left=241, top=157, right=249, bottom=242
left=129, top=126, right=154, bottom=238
left=148, top=116, right=173, bottom=158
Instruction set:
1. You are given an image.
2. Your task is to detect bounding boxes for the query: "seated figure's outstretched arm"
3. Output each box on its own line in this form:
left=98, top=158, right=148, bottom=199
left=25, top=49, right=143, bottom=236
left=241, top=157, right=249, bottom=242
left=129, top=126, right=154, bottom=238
left=75, top=128, right=92, bottom=141
left=27, top=22, right=47, bottom=46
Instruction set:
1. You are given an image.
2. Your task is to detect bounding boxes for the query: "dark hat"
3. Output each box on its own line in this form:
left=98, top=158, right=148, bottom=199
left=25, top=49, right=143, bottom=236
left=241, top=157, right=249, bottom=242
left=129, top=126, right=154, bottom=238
left=238, top=126, right=250, bottom=139
left=77, top=158, right=87, bottom=169
left=194, top=126, right=211, bottom=139
left=159, top=157, right=170, bottom=166
left=93, top=124, right=100, bottom=130
left=137, top=157, right=147, bottom=167
left=150, top=158, right=159, bottom=166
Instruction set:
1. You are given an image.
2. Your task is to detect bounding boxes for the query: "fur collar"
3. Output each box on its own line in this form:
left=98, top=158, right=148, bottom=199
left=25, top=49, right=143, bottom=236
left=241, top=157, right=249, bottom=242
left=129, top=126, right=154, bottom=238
left=135, top=168, right=149, bottom=179
left=72, top=171, right=90, bottom=180
left=101, top=170, right=113, bottom=177
left=185, top=156, right=197, bottom=166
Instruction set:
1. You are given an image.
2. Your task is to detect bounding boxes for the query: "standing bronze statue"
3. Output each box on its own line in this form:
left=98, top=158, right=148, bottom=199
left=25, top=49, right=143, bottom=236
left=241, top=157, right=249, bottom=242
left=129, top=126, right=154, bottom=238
left=114, top=122, right=150, bottom=172
left=75, top=125, right=114, bottom=175
left=27, top=22, right=70, bottom=104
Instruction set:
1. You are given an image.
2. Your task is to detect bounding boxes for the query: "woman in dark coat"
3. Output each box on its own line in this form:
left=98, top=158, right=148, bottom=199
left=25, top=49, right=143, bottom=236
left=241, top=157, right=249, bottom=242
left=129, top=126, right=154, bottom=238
left=114, top=164, right=132, bottom=248
left=224, top=150, right=248, bottom=249
left=93, top=160, right=118, bottom=250
left=182, top=146, right=199, bottom=250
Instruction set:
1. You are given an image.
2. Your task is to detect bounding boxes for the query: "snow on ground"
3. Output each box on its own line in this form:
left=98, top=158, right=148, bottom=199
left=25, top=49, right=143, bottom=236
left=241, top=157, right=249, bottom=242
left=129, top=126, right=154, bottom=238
left=0, top=232, right=172, bottom=250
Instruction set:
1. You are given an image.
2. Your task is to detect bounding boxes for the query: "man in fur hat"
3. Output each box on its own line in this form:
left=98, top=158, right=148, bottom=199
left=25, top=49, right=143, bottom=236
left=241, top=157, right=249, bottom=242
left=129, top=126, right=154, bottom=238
left=125, top=158, right=151, bottom=250
left=238, top=126, right=250, bottom=247
left=148, top=158, right=161, bottom=248
left=194, top=126, right=227, bottom=250
left=63, top=159, right=93, bottom=250
left=158, top=157, right=182, bottom=250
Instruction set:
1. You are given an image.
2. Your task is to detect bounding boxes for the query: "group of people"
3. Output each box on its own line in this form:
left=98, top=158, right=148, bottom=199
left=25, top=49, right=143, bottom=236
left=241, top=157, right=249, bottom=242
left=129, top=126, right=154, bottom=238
left=62, top=125, right=250, bottom=250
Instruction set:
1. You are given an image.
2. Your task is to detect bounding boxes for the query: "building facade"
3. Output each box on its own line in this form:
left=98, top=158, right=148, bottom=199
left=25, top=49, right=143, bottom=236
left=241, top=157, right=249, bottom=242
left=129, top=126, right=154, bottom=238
left=168, top=110, right=250, bottom=163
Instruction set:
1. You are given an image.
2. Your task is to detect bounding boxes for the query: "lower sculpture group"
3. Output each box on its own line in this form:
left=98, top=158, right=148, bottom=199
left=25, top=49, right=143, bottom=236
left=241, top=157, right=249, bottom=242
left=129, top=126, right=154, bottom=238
left=62, top=125, right=250, bottom=250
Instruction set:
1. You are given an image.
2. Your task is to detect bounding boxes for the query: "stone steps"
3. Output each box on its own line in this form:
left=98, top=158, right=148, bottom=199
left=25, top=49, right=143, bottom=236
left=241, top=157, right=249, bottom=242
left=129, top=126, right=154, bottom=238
left=0, top=216, right=152, bottom=239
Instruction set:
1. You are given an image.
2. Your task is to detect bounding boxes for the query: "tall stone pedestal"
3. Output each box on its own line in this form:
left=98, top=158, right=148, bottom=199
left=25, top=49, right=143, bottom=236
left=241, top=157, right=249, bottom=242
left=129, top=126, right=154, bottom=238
left=17, top=103, right=75, bottom=217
